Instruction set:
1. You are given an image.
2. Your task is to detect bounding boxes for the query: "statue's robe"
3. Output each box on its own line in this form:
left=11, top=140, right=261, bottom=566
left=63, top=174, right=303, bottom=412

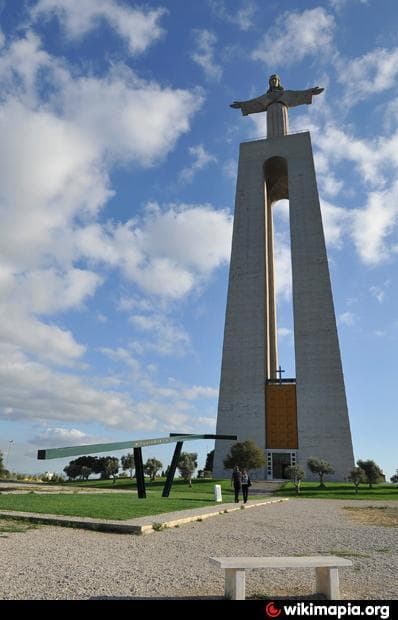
left=234, top=88, right=317, bottom=138
left=235, top=89, right=315, bottom=116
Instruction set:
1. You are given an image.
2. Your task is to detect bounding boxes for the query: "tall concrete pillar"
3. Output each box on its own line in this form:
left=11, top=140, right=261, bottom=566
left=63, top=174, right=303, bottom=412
left=213, top=143, right=267, bottom=477
left=213, top=132, right=354, bottom=480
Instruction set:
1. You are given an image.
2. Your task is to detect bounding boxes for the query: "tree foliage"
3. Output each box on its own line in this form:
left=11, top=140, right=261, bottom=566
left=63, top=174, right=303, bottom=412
left=121, top=453, right=135, bottom=478
left=80, top=466, right=92, bottom=481
left=177, top=452, right=197, bottom=486
left=223, top=440, right=265, bottom=471
left=144, top=458, right=162, bottom=481
left=63, top=455, right=119, bottom=480
left=96, top=456, right=119, bottom=480
left=357, top=459, right=384, bottom=488
left=205, top=449, right=214, bottom=472
left=307, top=457, right=335, bottom=488
left=0, top=449, right=11, bottom=479
left=63, top=456, right=97, bottom=480
left=286, top=465, right=304, bottom=495
left=390, top=470, right=398, bottom=484
left=348, top=466, right=366, bottom=494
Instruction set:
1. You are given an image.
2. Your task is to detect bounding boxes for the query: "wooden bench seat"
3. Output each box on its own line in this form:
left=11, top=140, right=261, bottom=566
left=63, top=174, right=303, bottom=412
left=209, top=556, right=352, bottom=600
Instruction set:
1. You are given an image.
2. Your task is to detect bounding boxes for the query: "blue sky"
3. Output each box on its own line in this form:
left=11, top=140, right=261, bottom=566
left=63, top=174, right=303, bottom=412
left=0, top=0, right=397, bottom=480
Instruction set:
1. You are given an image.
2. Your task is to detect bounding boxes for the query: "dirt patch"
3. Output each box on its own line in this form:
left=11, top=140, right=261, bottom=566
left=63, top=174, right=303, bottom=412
left=343, top=506, right=398, bottom=527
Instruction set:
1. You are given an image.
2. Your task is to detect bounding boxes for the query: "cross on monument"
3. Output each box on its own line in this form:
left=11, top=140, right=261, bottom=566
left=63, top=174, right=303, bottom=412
left=276, top=365, right=285, bottom=384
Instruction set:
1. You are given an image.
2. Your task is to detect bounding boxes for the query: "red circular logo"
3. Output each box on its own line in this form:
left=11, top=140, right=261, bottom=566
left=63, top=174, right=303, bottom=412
left=265, top=602, right=282, bottom=618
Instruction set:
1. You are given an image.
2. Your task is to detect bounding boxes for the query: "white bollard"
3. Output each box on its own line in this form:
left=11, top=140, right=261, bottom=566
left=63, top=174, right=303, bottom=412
left=214, top=484, right=222, bottom=502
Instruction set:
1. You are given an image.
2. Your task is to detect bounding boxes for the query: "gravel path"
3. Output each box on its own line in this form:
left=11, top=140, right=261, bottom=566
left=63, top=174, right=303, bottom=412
left=0, top=499, right=396, bottom=600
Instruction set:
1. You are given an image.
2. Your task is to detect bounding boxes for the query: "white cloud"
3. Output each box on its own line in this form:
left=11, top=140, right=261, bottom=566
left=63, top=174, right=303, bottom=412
left=0, top=345, right=152, bottom=429
left=351, top=183, right=398, bottom=264
left=209, top=0, right=256, bottom=31
left=0, top=31, right=53, bottom=104
left=98, top=347, right=141, bottom=373
left=315, top=152, right=344, bottom=197
left=137, top=204, right=232, bottom=277
left=0, top=32, right=204, bottom=365
left=58, top=68, right=204, bottom=168
left=287, top=120, right=398, bottom=265
left=374, top=330, right=387, bottom=337
left=252, top=8, right=335, bottom=66
left=92, top=348, right=218, bottom=435
left=129, top=313, right=190, bottom=356
left=222, top=159, right=237, bottom=179
left=32, top=0, right=166, bottom=55
left=191, top=30, right=222, bottom=81
left=320, top=199, right=352, bottom=248
left=179, top=144, right=217, bottom=183
left=298, top=109, right=398, bottom=265
left=117, top=296, right=153, bottom=312
left=259, top=109, right=398, bottom=268
left=77, top=203, right=232, bottom=299
left=329, top=0, right=370, bottom=11
left=338, top=312, right=357, bottom=326
left=8, top=269, right=102, bottom=315
left=181, top=385, right=219, bottom=400
left=315, top=125, right=398, bottom=187
left=274, top=233, right=292, bottom=301
left=278, top=327, right=292, bottom=338
left=0, top=309, right=85, bottom=366
left=370, top=286, right=385, bottom=303
left=0, top=101, right=110, bottom=274
left=337, top=47, right=398, bottom=105
left=31, top=427, right=89, bottom=447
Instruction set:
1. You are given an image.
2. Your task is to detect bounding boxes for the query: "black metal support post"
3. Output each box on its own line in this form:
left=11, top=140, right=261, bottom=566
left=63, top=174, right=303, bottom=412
left=134, top=447, right=146, bottom=498
left=162, top=441, right=183, bottom=497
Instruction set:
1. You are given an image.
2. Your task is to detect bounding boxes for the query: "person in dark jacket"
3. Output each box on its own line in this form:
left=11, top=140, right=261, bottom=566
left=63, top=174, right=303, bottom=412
left=241, top=469, right=251, bottom=504
left=231, top=465, right=242, bottom=502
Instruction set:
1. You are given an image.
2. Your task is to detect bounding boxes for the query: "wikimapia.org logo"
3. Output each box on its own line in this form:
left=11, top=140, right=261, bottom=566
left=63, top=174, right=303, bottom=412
left=264, top=602, right=390, bottom=619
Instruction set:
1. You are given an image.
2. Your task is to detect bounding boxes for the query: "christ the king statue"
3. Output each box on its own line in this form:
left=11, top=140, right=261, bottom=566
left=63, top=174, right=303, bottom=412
left=230, top=74, right=324, bottom=138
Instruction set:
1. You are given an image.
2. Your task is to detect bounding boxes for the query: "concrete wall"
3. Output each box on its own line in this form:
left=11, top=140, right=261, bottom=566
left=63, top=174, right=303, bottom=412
left=287, top=133, right=354, bottom=481
left=213, top=144, right=268, bottom=478
left=213, top=133, right=354, bottom=481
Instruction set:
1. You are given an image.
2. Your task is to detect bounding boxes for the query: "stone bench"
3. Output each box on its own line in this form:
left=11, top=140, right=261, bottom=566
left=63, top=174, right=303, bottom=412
left=209, top=556, right=352, bottom=600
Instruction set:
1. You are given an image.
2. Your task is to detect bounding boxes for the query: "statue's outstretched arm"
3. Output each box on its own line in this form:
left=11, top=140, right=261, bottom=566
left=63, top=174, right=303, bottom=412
left=229, top=93, right=272, bottom=115
left=311, top=87, right=324, bottom=96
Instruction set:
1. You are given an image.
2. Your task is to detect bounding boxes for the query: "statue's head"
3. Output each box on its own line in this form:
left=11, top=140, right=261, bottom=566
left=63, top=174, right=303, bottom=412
left=268, top=74, right=283, bottom=91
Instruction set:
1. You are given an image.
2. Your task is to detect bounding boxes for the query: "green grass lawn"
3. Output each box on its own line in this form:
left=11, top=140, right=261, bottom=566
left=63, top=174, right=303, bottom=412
left=0, top=479, right=240, bottom=519
left=275, top=481, right=398, bottom=500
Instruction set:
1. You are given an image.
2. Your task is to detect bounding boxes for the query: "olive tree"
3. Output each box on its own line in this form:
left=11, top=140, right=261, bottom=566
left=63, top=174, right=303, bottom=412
left=307, top=457, right=334, bottom=488
left=177, top=452, right=197, bottom=487
left=121, top=453, right=135, bottom=478
left=223, top=440, right=265, bottom=471
left=144, top=458, right=162, bottom=481
left=286, top=465, right=304, bottom=495
left=357, top=459, right=384, bottom=488
left=348, top=466, right=365, bottom=494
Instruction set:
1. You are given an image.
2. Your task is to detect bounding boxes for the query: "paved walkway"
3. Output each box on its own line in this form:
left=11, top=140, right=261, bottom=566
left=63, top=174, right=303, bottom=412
left=0, top=497, right=288, bottom=534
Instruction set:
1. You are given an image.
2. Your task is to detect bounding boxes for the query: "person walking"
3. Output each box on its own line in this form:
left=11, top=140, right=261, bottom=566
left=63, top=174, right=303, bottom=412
left=231, top=465, right=242, bottom=502
left=241, top=469, right=251, bottom=504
